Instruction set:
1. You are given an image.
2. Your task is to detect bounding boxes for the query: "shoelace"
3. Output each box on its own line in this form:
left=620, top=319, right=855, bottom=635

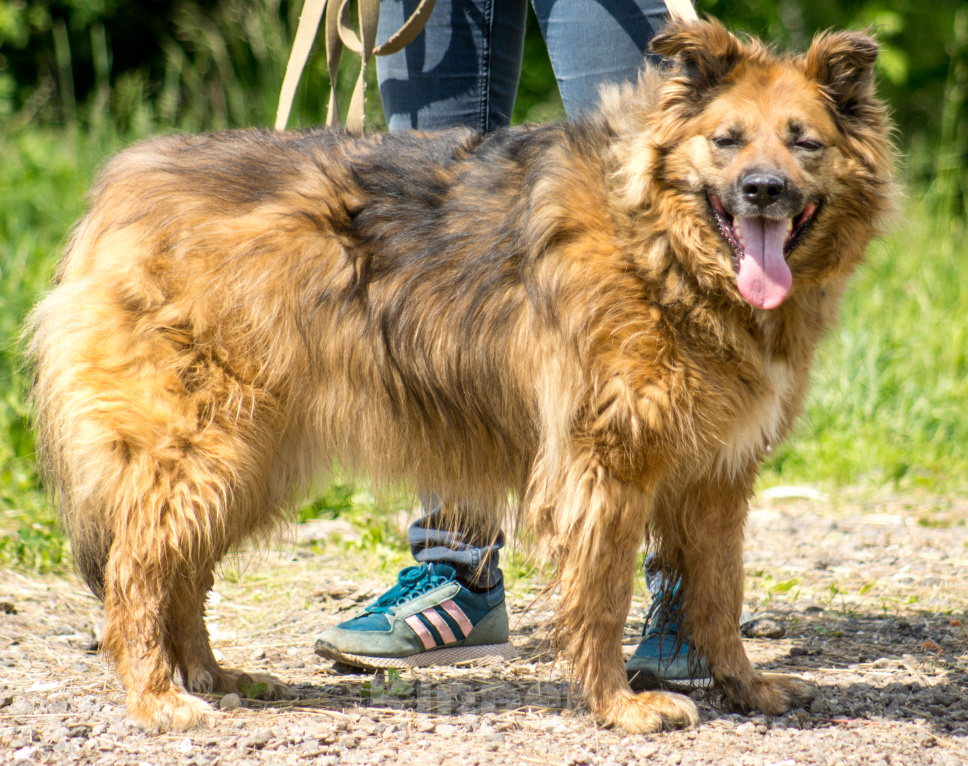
left=367, top=564, right=454, bottom=615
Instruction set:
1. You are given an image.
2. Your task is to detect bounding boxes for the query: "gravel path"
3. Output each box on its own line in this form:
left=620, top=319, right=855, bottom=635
left=2, top=489, right=968, bottom=765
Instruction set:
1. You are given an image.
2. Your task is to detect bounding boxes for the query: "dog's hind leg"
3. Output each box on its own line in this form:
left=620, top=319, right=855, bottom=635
left=672, top=475, right=817, bottom=715
left=167, top=566, right=294, bottom=702
left=547, top=456, right=699, bottom=733
left=99, top=439, right=282, bottom=731
left=100, top=519, right=218, bottom=732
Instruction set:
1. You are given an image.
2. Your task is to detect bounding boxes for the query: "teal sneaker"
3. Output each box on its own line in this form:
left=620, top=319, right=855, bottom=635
left=625, top=604, right=710, bottom=689
left=315, top=563, right=517, bottom=669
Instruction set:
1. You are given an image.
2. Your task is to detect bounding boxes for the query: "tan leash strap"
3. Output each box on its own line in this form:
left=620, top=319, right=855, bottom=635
left=276, top=0, right=437, bottom=133
left=276, top=0, right=327, bottom=131
left=340, top=0, right=379, bottom=133
left=325, top=0, right=343, bottom=126
left=662, top=0, right=699, bottom=22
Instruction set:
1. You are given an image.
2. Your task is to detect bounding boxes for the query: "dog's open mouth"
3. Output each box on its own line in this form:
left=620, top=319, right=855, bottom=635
left=708, top=193, right=819, bottom=310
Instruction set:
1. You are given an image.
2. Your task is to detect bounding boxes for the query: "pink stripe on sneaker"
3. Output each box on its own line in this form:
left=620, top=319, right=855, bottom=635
left=424, top=608, right=457, bottom=645
left=440, top=600, right=473, bottom=637
left=405, top=615, right=435, bottom=650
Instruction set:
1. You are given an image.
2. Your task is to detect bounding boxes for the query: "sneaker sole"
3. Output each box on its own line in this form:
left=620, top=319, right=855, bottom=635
left=317, top=641, right=518, bottom=670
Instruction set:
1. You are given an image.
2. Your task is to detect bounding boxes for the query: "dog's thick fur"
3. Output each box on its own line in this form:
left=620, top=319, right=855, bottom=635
left=27, top=20, right=894, bottom=732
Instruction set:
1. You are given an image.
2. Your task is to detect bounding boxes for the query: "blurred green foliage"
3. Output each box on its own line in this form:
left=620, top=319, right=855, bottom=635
left=0, top=1, right=965, bottom=156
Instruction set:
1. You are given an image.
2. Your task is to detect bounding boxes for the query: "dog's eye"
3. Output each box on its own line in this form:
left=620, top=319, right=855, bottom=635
left=795, top=139, right=824, bottom=152
left=712, top=136, right=739, bottom=149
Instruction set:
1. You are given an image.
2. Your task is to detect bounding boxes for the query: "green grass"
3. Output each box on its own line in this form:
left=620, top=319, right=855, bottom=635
left=1, top=126, right=966, bottom=574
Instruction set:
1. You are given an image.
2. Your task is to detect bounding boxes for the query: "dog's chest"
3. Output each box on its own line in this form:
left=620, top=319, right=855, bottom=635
left=715, top=355, right=796, bottom=477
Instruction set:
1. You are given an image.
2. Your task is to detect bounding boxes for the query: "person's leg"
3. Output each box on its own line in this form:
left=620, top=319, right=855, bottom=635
left=531, top=0, right=671, bottom=118
left=376, top=0, right=528, bottom=132
left=408, top=499, right=504, bottom=590
left=316, top=0, right=531, bottom=670
left=314, top=499, right=514, bottom=669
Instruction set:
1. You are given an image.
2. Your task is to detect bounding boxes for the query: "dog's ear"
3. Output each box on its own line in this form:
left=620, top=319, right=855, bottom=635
left=651, top=19, right=743, bottom=91
left=805, top=31, right=879, bottom=118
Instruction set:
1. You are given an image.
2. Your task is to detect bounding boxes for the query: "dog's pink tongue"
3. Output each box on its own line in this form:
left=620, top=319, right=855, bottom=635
left=736, top=217, right=792, bottom=310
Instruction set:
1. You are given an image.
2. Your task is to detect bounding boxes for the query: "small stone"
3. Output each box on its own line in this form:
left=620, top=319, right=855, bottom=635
left=337, top=734, right=360, bottom=749
left=174, top=737, right=193, bottom=754
left=415, top=719, right=436, bottom=733
left=220, top=693, right=243, bottom=711
left=741, top=618, right=786, bottom=639
left=240, top=727, right=272, bottom=750
left=302, top=738, right=321, bottom=753
left=48, top=726, right=71, bottom=743
left=7, top=698, right=33, bottom=716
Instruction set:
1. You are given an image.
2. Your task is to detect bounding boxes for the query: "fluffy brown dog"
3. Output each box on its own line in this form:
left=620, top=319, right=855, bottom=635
left=27, top=19, right=894, bottom=733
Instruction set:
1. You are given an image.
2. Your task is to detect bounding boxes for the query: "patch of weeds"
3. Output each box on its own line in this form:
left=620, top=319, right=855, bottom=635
left=0, top=518, right=69, bottom=574
left=916, top=515, right=964, bottom=529
left=361, top=668, right=414, bottom=699
left=297, top=482, right=361, bottom=523
left=823, top=583, right=859, bottom=617
left=295, top=481, right=411, bottom=573
left=813, top=625, right=842, bottom=637
left=237, top=675, right=270, bottom=700
left=754, top=574, right=801, bottom=608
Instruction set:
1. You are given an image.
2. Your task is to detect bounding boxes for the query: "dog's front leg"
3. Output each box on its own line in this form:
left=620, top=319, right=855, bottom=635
left=676, top=475, right=817, bottom=714
left=550, top=457, right=699, bottom=733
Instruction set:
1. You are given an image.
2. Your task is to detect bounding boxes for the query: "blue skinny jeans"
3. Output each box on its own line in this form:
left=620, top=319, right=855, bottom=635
left=377, top=0, right=672, bottom=130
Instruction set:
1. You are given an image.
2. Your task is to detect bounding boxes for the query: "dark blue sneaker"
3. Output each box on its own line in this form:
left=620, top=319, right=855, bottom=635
left=625, top=604, right=710, bottom=688
left=315, top=563, right=516, bottom=669
left=626, top=561, right=711, bottom=688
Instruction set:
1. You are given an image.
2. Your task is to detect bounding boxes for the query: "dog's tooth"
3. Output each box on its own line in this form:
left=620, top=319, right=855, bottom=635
left=786, top=218, right=793, bottom=234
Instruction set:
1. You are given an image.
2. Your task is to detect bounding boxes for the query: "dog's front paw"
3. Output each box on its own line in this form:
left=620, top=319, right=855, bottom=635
left=131, top=690, right=218, bottom=733
left=723, top=672, right=817, bottom=715
left=597, top=689, right=700, bottom=733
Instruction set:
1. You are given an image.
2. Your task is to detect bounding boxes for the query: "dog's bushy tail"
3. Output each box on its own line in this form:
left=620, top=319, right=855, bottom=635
left=25, top=256, right=115, bottom=599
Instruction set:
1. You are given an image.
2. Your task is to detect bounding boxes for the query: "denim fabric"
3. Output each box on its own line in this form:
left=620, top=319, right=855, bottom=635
left=377, top=0, right=675, bottom=132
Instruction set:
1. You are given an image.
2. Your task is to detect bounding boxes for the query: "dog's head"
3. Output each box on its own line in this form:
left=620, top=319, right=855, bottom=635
left=634, top=19, right=894, bottom=311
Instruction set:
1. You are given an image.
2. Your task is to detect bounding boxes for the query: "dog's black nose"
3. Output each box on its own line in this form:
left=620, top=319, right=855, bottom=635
left=741, top=172, right=786, bottom=208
